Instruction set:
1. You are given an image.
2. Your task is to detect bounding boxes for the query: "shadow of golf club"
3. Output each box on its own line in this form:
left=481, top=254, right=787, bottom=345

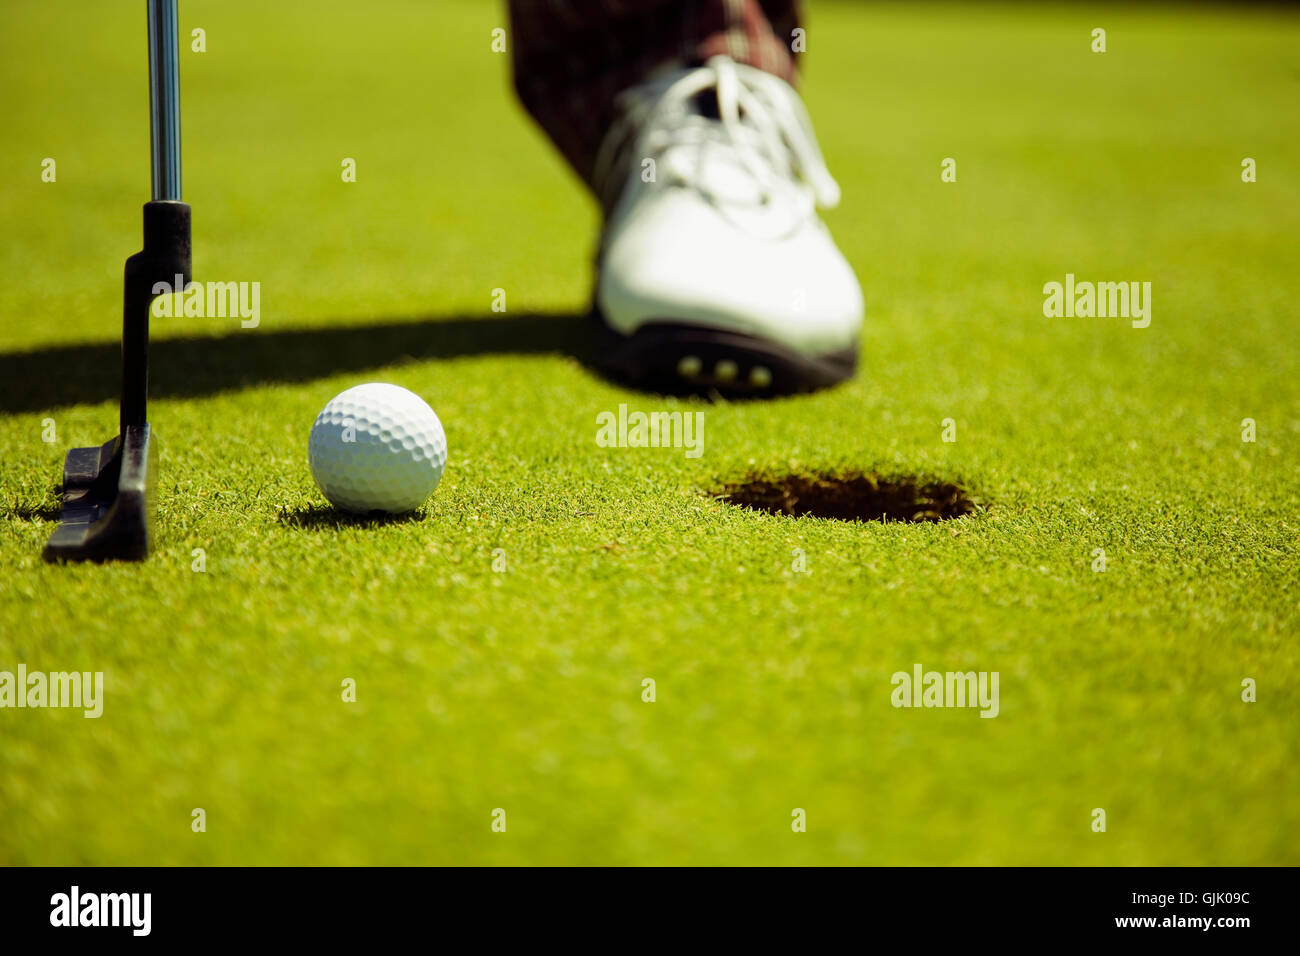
left=0, top=311, right=597, bottom=414
left=7, top=502, right=61, bottom=523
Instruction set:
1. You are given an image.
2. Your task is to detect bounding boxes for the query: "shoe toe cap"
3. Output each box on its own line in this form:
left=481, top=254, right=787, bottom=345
left=598, top=192, right=863, bottom=357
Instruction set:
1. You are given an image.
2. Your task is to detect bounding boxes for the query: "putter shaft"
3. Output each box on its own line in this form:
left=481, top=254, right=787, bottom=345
left=148, top=0, right=182, bottom=201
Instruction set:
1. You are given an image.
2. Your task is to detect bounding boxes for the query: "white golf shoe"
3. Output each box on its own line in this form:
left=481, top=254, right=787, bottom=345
left=592, top=56, right=863, bottom=395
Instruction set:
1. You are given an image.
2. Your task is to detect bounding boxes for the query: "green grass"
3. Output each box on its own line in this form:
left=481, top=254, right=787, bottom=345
left=1, top=0, right=1298, bottom=865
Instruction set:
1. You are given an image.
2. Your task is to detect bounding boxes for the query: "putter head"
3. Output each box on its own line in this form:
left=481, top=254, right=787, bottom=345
left=43, top=424, right=156, bottom=562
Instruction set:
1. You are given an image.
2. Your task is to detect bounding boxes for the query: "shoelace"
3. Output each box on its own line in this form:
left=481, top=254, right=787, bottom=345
left=591, top=56, right=842, bottom=218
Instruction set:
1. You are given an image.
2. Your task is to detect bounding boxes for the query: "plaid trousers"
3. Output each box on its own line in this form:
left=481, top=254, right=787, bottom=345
left=508, top=0, right=801, bottom=189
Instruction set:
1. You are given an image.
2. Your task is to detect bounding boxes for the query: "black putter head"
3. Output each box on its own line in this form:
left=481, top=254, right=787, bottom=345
left=44, top=1, right=188, bottom=563
left=44, top=425, right=156, bottom=562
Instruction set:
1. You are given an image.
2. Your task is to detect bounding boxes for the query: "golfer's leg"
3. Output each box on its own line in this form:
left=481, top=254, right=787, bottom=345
left=508, top=0, right=800, bottom=189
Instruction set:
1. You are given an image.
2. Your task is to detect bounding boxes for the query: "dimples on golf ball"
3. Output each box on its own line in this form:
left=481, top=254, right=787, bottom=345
left=308, top=383, right=447, bottom=513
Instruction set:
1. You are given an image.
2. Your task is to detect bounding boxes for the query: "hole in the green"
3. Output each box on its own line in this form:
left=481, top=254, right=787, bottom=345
left=713, top=472, right=979, bottom=523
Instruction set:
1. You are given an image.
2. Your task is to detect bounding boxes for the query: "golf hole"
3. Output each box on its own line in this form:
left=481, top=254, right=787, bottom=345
left=714, top=472, right=978, bottom=524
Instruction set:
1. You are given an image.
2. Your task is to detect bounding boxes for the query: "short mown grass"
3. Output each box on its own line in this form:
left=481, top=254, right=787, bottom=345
left=1, top=0, right=1297, bottom=864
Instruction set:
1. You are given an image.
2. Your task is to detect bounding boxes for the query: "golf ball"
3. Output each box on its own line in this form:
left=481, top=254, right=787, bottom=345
left=308, top=383, right=447, bottom=514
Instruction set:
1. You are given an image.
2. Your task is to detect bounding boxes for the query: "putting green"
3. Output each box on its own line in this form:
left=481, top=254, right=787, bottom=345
left=1, top=0, right=1297, bottom=865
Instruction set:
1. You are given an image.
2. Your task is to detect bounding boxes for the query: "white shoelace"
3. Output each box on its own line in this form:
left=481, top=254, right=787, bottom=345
left=592, top=56, right=842, bottom=219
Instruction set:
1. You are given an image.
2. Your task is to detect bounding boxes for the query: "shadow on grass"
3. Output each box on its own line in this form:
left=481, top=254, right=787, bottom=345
left=277, top=505, right=429, bottom=531
left=0, top=312, right=596, bottom=414
left=6, top=501, right=60, bottom=522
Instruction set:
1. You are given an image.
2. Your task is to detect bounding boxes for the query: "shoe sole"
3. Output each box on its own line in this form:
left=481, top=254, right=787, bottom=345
left=593, top=315, right=858, bottom=397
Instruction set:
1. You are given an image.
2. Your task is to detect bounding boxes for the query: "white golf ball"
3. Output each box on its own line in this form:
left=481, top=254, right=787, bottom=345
left=308, top=383, right=447, bottom=514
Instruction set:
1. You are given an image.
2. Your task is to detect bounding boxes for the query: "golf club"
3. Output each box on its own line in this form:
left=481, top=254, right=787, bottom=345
left=43, top=0, right=191, bottom=562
